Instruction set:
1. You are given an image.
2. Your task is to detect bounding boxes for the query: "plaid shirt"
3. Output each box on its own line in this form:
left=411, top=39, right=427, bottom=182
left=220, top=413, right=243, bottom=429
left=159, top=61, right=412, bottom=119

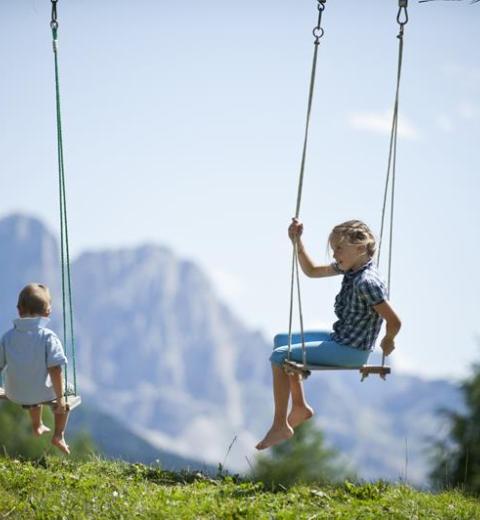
left=330, top=260, right=388, bottom=351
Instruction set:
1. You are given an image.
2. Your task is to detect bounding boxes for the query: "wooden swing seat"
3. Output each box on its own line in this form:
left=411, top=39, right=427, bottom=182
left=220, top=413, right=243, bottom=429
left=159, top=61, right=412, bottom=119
left=283, top=360, right=391, bottom=381
left=0, top=387, right=81, bottom=411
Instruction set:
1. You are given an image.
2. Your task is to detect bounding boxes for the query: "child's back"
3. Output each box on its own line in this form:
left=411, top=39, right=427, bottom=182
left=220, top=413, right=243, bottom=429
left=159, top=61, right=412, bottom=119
left=0, top=283, right=71, bottom=454
left=1, top=317, right=66, bottom=405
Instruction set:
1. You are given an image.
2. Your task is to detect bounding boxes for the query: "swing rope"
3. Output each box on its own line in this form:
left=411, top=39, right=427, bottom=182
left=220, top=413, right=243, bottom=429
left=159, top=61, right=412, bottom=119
left=378, top=0, right=408, bottom=289
left=287, top=0, right=326, bottom=364
left=51, top=0, right=78, bottom=396
left=377, top=0, right=408, bottom=368
left=287, top=0, right=408, bottom=371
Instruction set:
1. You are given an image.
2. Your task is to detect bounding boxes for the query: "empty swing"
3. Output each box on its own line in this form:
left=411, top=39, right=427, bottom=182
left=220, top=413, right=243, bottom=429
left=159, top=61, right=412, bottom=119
left=1, top=0, right=81, bottom=411
left=281, top=0, right=408, bottom=382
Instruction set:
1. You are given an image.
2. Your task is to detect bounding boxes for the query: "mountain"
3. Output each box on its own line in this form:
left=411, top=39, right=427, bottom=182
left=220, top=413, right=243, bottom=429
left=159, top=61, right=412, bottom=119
left=70, top=243, right=271, bottom=468
left=300, top=370, right=462, bottom=482
left=69, top=406, right=216, bottom=472
left=0, top=214, right=464, bottom=484
left=0, top=214, right=60, bottom=328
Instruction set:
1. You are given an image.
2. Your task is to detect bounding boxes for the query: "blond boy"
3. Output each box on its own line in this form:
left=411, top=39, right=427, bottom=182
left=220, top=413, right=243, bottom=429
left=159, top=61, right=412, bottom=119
left=0, top=284, right=70, bottom=454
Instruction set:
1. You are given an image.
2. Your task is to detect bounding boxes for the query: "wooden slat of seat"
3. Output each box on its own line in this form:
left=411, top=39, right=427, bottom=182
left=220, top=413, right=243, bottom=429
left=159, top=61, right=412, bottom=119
left=64, top=395, right=82, bottom=411
left=359, top=365, right=391, bottom=375
left=0, top=387, right=81, bottom=410
left=283, top=360, right=391, bottom=381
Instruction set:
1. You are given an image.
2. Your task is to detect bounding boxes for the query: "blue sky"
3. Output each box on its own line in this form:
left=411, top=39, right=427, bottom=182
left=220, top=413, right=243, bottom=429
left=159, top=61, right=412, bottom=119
left=1, top=0, right=479, bottom=381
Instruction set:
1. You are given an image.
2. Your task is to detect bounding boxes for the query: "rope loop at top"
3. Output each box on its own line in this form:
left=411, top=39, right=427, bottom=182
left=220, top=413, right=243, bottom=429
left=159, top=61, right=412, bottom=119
left=51, top=0, right=59, bottom=34
left=397, top=0, right=409, bottom=26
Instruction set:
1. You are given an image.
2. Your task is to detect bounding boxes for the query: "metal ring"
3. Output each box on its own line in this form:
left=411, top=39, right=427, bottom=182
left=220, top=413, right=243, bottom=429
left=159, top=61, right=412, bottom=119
left=312, top=26, right=324, bottom=40
left=50, top=20, right=59, bottom=30
left=397, top=6, right=408, bottom=25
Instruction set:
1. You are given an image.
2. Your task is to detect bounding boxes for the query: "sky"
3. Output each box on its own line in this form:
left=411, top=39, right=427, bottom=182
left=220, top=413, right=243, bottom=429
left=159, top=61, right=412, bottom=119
left=0, top=0, right=479, bottom=381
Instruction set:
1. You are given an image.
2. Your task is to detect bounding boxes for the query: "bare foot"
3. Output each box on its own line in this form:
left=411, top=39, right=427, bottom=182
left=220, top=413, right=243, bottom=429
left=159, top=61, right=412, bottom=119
left=255, top=425, right=294, bottom=450
left=33, top=424, right=51, bottom=437
left=288, top=405, right=314, bottom=429
left=52, top=435, right=70, bottom=455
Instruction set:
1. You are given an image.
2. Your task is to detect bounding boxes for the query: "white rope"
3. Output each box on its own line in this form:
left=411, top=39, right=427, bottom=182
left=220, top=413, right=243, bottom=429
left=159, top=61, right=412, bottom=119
left=287, top=2, right=326, bottom=364
left=377, top=5, right=408, bottom=368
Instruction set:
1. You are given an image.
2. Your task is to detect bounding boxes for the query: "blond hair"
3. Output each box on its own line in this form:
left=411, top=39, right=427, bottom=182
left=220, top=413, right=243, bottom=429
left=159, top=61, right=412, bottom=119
left=329, top=220, right=377, bottom=259
left=17, top=283, right=51, bottom=316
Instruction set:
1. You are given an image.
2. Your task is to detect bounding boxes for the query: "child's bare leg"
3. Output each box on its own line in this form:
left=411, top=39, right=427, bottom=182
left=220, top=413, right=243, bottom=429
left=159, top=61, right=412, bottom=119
left=51, top=409, right=70, bottom=455
left=288, top=374, right=314, bottom=428
left=256, top=365, right=294, bottom=450
left=28, top=405, right=51, bottom=436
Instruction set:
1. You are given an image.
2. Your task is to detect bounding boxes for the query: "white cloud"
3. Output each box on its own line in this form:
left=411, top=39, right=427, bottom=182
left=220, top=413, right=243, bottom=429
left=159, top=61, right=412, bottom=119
left=433, top=102, right=478, bottom=133
left=348, top=110, right=419, bottom=140
left=442, top=64, right=480, bottom=89
left=435, top=114, right=454, bottom=133
left=458, top=101, right=479, bottom=120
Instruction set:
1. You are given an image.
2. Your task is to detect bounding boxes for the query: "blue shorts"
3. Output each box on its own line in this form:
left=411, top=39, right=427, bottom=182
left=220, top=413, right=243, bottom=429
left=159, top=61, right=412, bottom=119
left=270, top=330, right=370, bottom=368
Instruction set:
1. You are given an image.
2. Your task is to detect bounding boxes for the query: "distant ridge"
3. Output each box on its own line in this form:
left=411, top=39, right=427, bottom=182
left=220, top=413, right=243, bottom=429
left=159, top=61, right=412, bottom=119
left=0, top=214, right=463, bottom=484
left=69, top=406, right=217, bottom=473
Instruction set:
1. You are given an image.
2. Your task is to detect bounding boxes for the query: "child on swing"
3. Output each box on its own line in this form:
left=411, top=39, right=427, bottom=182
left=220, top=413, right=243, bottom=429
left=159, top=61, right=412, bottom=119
left=0, top=284, right=70, bottom=454
left=256, top=219, right=401, bottom=450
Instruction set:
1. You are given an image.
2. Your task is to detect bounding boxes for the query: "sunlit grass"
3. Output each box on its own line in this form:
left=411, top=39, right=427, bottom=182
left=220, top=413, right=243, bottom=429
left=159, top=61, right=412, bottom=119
left=0, top=457, right=479, bottom=519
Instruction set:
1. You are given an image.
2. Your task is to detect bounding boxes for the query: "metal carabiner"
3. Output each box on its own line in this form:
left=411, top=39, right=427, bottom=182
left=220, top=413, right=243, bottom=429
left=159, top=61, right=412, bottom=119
left=397, top=0, right=408, bottom=26
left=51, top=0, right=59, bottom=29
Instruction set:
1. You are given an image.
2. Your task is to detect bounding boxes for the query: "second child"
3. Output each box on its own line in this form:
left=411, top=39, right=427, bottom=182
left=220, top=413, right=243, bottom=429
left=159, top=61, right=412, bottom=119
left=256, top=219, right=402, bottom=450
left=0, top=283, right=71, bottom=454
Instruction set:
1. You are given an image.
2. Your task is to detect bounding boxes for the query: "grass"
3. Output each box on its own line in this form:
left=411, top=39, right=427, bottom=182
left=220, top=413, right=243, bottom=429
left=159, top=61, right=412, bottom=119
left=0, top=457, right=479, bottom=519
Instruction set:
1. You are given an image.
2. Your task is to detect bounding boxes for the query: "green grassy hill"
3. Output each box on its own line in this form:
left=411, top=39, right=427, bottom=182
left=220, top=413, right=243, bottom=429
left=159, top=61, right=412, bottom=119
left=0, top=458, right=479, bottom=519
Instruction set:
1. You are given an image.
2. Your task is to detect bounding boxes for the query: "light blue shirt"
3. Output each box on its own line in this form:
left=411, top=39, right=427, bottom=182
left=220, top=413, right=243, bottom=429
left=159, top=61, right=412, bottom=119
left=0, top=317, right=67, bottom=405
